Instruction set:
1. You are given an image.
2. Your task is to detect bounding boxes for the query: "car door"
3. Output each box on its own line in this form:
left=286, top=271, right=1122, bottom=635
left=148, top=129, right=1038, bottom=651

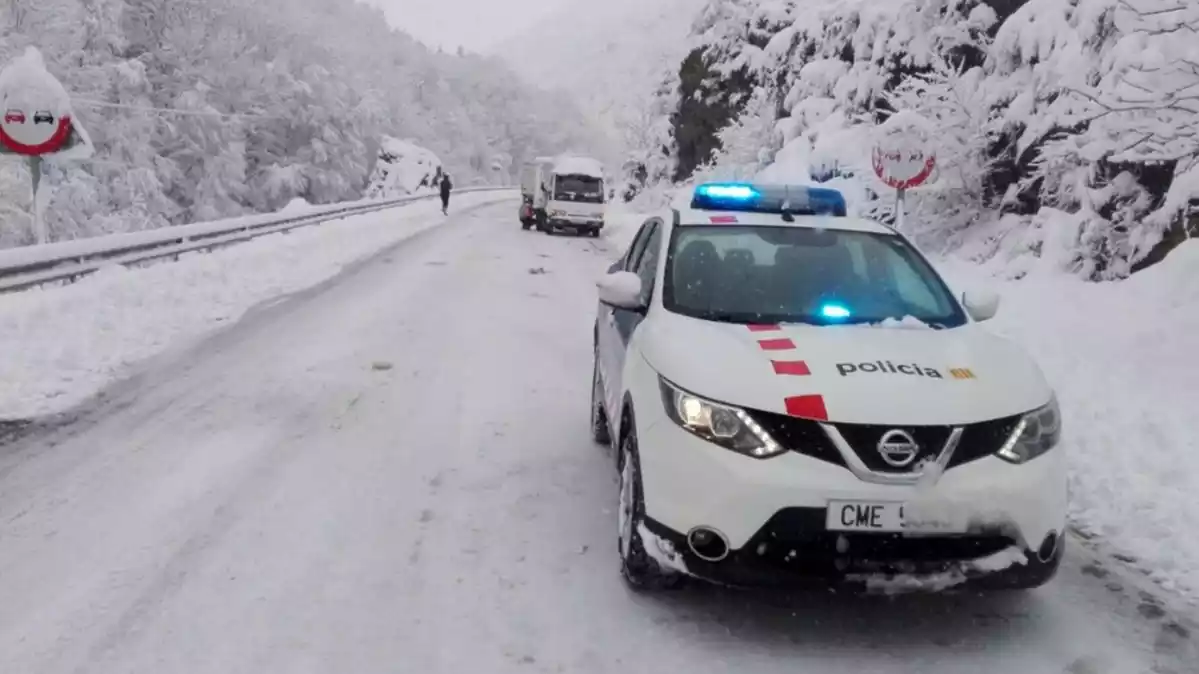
left=597, top=220, right=656, bottom=419
left=603, top=219, right=663, bottom=425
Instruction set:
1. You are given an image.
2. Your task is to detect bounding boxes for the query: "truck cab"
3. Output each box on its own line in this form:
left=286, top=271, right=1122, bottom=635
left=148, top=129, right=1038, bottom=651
left=544, top=156, right=606, bottom=237
left=520, top=155, right=606, bottom=237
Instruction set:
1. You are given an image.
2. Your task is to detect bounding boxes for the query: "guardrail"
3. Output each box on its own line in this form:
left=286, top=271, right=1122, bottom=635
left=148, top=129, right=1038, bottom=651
left=0, top=187, right=514, bottom=294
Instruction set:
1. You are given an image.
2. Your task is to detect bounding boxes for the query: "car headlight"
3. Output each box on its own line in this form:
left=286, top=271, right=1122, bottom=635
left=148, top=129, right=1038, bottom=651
left=551, top=209, right=565, bottom=216
left=658, top=377, right=783, bottom=459
left=995, top=396, right=1062, bottom=464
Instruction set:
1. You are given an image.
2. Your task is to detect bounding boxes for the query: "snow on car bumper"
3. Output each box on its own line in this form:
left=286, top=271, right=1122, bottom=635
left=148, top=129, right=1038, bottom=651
left=637, top=412, right=1067, bottom=586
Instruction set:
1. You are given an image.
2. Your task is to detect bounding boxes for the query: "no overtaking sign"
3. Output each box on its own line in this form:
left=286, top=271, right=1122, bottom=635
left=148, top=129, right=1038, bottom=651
left=0, top=47, right=93, bottom=243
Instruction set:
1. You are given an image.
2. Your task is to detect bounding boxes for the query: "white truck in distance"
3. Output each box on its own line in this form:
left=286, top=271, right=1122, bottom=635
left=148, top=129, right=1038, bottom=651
left=519, top=155, right=606, bottom=237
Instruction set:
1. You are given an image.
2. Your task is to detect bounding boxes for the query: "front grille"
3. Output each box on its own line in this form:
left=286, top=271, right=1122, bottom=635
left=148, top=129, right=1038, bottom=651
left=748, top=409, right=845, bottom=467
left=747, top=408, right=1026, bottom=474
left=947, top=414, right=1023, bottom=468
left=834, top=423, right=952, bottom=473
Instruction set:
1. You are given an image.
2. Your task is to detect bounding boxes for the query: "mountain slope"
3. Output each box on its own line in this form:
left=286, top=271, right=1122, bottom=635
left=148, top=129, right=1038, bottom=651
left=0, top=0, right=598, bottom=245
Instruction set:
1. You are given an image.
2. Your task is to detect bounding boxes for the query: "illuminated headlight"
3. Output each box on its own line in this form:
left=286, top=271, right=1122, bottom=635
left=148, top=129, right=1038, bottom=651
left=996, top=396, right=1062, bottom=464
left=658, top=377, right=783, bottom=459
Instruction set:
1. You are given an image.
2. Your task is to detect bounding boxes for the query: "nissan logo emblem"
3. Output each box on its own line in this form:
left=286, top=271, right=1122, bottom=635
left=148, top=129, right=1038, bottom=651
left=877, top=429, right=920, bottom=468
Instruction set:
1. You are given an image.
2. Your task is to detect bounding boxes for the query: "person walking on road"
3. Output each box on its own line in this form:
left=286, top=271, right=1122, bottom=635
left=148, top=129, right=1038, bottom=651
left=439, top=172, right=453, bottom=215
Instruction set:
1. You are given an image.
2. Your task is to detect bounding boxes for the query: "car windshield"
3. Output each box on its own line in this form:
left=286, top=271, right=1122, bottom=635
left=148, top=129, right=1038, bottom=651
left=553, top=174, right=604, bottom=203
left=662, top=225, right=967, bottom=328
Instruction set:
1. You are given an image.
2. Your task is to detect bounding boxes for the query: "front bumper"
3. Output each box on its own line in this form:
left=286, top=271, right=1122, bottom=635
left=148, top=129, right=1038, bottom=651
left=636, top=411, right=1068, bottom=588
left=642, top=512, right=1063, bottom=590
left=547, top=217, right=603, bottom=231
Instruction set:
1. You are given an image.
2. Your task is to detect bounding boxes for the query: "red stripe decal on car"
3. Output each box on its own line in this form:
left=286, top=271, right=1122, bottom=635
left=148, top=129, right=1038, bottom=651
left=746, top=324, right=780, bottom=332
left=772, top=360, right=811, bottom=376
left=757, top=338, right=796, bottom=351
left=710, top=215, right=738, bottom=223
left=784, top=395, right=828, bottom=420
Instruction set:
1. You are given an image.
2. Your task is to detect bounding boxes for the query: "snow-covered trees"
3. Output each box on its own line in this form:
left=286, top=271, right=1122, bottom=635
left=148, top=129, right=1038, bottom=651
left=0, top=0, right=597, bottom=245
left=645, top=0, right=1199, bottom=279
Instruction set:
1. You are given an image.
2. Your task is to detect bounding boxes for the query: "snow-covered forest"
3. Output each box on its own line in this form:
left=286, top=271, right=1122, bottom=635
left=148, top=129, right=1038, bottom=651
left=620, top=0, right=1199, bottom=280
left=0, top=0, right=599, bottom=246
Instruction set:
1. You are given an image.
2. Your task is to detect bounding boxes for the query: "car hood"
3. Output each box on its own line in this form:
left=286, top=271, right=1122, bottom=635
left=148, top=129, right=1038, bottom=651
left=640, top=313, right=1052, bottom=425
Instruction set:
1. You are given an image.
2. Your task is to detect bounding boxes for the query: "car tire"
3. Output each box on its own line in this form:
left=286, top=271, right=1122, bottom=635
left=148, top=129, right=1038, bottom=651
left=617, top=421, right=681, bottom=591
left=590, top=357, right=611, bottom=446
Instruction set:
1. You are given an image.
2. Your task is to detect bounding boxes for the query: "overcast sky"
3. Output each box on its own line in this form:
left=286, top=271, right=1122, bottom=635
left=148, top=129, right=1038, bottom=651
left=365, top=0, right=570, bottom=53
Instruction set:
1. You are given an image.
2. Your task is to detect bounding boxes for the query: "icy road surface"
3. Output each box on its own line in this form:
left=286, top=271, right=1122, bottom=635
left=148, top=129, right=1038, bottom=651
left=0, top=201, right=1194, bottom=674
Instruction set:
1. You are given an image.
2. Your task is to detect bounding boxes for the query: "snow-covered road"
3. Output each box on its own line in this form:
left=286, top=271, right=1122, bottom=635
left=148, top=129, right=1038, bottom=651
left=0, top=201, right=1194, bottom=674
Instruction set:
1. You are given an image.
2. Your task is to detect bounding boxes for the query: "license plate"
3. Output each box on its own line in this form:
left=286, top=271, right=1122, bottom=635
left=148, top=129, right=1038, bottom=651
left=826, top=501, right=967, bottom=533
left=827, top=501, right=905, bottom=532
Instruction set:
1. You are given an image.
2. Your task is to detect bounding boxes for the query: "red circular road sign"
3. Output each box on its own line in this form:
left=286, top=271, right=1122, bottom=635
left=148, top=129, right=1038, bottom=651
left=872, top=145, right=936, bottom=190
left=0, top=108, right=73, bottom=156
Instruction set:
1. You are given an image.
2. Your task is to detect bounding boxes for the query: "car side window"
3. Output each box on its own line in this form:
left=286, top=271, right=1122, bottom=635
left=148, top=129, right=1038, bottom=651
left=632, top=222, right=662, bottom=303
left=623, top=219, right=655, bottom=271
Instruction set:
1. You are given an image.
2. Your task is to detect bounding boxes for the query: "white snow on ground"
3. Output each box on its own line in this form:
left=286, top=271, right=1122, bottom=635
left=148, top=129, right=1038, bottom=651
left=609, top=206, right=1199, bottom=603
left=0, top=202, right=1191, bottom=673
left=0, top=191, right=510, bottom=420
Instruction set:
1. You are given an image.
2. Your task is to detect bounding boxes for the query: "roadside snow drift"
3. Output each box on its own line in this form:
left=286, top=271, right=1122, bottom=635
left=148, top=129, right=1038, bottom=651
left=0, top=191, right=510, bottom=420
left=940, top=240, right=1199, bottom=601
left=365, top=137, right=445, bottom=198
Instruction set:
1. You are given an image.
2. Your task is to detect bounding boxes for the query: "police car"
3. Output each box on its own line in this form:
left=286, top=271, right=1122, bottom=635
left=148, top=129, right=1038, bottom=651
left=590, top=182, right=1065, bottom=591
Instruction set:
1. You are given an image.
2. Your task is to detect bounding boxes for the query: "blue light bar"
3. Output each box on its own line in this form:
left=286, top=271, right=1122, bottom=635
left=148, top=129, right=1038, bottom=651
left=695, top=183, right=759, bottom=201
left=820, top=303, right=851, bottom=319
left=690, top=182, right=847, bottom=217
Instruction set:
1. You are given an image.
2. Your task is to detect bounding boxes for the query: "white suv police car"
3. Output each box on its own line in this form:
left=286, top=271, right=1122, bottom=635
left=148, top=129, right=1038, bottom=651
left=590, top=183, right=1065, bottom=591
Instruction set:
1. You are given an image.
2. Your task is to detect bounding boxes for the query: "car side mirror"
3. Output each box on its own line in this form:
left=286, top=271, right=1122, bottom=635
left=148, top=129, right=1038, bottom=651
left=597, top=271, right=645, bottom=311
left=962, top=290, right=1000, bottom=322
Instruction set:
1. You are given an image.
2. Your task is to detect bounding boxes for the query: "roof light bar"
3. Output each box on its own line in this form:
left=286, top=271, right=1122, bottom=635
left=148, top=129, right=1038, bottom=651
left=690, top=182, right=847, bottom=217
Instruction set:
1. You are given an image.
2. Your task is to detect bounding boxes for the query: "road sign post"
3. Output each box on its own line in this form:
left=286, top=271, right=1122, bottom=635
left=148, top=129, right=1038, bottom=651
left=871, top=111, right=936, bottom=230
left=0, top=47, right=93, bottom=244
left=30, top=155, right=43, bottom=244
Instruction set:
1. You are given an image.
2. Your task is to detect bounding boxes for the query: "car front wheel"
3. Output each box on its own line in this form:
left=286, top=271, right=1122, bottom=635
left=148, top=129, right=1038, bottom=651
left=590, top=358, right=611, bottom=446
left=617, top=425, right=681, bottom=591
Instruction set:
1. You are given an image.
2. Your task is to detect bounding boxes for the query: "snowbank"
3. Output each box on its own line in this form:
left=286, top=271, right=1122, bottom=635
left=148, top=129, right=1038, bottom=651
left=365, top=137, right=445, bottom=198
left=552, top=155, right=604, bottom=179
left=0, top=191, right=508, bottom=420
left=601, top=202, right=660, bottom=251
left=278, top=198, right=316, bottom=214
left=938, top=239, right=1199, bottom=602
